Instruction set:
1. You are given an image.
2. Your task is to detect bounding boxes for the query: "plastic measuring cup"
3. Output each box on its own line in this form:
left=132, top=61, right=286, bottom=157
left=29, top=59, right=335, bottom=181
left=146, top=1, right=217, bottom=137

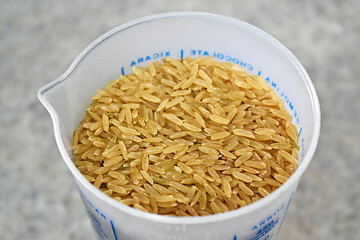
left=38, top=12, right=320, bottom=240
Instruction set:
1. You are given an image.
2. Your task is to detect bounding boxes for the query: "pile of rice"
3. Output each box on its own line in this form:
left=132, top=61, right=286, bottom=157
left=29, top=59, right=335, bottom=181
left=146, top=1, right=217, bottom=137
left=72, top=57, right=299, bottom=216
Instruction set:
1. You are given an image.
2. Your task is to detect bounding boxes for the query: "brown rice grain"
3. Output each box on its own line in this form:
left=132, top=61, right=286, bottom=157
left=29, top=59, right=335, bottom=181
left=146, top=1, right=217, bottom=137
left=164, top=113, right=183, bottom=126
left=199, top=191, right=207, bottom=210
left=234, top=152, right=253, bottom=167
left=243, top=160, right=267, bottom=169
left=108, top=171, right=126, bottom=180
left=271, top=143, right=291, bottom=149
left=103, top=156, right=123, bottom=167
left=240, top=165, right=260, bottom=174
left=273, top=173, right=289, bottom=184
left=258, top=187, right=270, bottom=197
left=233, top=129, right=255, bottom=139
left=163, top=144, right=185, bottom=154
left=279, top=150, right=298, bottom=164
left=210, top=131, right=230, bottom=140
left=238, top=181, right=254, bottom=196
left=222, top=179, right=232, bottom=198
left=210, top=201, right=221, bottom=214
left=169, top=181, right=191, bottom=193
left=232, top=172, right=253, bottom=183
left=140, top=170, right=154, bottom=184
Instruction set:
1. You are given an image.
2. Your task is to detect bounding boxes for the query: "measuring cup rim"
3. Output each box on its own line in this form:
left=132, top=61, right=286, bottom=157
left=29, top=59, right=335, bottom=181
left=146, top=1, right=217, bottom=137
left=38, top=11, right=321, bottom=225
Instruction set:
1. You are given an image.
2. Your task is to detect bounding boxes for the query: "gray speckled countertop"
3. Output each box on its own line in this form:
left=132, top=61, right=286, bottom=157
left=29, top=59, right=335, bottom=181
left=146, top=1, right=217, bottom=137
left=1, top=1, right=359, bottom=239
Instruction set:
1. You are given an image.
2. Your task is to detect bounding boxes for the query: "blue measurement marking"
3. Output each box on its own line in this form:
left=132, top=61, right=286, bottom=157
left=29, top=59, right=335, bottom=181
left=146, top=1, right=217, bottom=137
left=251, top=218, right=279, bottom=240
left=121, top=67, right=125, bottom=76
left=284, top=192, right=294, bottom=214
left=110, top=220, right=118, bottom=240
left=298, top=127, right=302, bottom=137
left=180, top=49, right=184, bottom=59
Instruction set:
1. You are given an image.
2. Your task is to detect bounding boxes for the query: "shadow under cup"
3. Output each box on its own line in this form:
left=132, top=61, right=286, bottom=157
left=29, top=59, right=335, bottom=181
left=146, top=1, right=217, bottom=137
left=38, top=12, right=320, bottom=240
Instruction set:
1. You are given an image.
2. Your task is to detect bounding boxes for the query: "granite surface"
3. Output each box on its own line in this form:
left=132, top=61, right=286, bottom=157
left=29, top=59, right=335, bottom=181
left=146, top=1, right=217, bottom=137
left=1, top=0, right=359, bottom=239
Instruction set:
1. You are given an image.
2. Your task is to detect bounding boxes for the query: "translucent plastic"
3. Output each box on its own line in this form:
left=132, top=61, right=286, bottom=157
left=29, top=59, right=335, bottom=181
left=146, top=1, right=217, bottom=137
left=38, top=12, right=320, bottom=240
